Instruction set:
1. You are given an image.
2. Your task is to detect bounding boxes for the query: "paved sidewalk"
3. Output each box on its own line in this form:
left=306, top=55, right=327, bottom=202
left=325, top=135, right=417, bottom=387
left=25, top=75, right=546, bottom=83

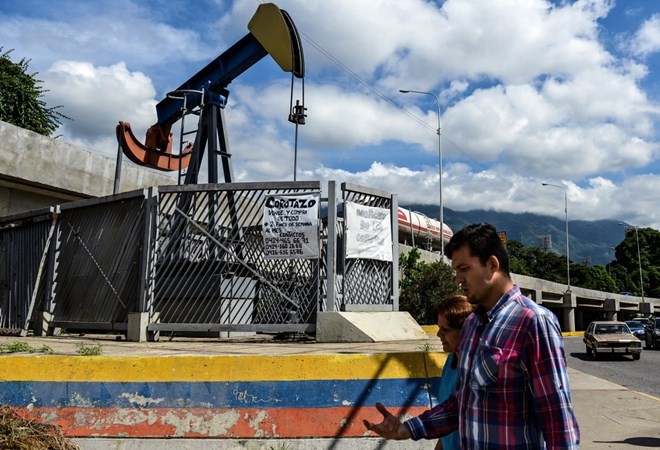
left=1, top=333, right=659, bottom=449
left=568, top=367, right=660, bottom=450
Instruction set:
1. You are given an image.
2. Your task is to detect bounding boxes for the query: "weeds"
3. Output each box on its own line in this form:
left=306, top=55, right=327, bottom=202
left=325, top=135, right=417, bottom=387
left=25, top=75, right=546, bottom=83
left=269, top=444, right=290, bottom=450
left=417, top=341, right=437, bottom=352
left=0, top=406, right=79, bottom=449
left=75, top=342, right=103, bottom=356
left=0, top=341, right=53, bottom=354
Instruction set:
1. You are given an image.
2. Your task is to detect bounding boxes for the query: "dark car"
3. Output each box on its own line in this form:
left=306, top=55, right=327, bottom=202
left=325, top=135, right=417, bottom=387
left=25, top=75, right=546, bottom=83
left=645, top=316, right=660, bottom=350
left=628, top=317, right=647, bottom=323
left=625, top=320, right=645, bottom=340
left=583, top=321, right=642, bottom=360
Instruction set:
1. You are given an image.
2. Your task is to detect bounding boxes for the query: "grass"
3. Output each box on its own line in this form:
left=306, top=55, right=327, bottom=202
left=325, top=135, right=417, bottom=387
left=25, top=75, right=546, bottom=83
left=0, top=341, right=53, bottom=354
left=0, top=406, right=79, bottom=449
left=269, top=444, right=290, bottom=450
left=417, top=341, right=437, bottom=352
left=75, top=342, right=103, bottom=356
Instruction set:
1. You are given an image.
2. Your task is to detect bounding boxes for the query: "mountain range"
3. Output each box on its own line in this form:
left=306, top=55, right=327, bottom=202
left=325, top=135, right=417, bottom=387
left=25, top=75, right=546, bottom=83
left=401, top=204, right=638, bottom=266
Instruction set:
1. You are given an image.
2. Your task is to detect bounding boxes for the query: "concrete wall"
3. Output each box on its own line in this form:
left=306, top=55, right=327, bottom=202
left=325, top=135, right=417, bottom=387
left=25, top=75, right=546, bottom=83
left=0, top=120, right=175, bottom=216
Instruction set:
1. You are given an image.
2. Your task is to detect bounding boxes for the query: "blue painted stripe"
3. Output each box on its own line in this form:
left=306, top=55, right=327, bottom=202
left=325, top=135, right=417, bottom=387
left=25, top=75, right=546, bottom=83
left=0, top=378, right=441, bottom=409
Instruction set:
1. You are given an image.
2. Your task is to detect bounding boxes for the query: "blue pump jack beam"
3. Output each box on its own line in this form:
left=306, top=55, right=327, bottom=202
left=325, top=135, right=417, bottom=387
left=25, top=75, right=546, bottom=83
left=156, top=33, right=268, bottom=127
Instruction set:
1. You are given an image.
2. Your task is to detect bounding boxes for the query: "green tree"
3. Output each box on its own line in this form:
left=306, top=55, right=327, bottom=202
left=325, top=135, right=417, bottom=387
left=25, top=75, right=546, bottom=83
left=612, top=227, right=660, bottom=298
left=579, top=265, right=618, bottom=293
left=399, top=249, right=461, bottom=325
left=399, top=247, right=423, bottom=290
left=506, top=241, right=531, bottom=275
left=0, top=48, right=68, bottom=136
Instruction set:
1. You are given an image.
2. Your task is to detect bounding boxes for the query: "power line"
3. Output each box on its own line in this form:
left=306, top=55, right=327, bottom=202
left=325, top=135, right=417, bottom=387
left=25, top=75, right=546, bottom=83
left=295, top=26, right=542, bottom=204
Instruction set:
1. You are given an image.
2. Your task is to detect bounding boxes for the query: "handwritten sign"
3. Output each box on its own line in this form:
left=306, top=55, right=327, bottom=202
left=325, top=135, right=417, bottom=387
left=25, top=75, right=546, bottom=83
left=345, top=201, right=392, bottom=261
left=262, top=194, right=320, bottom=259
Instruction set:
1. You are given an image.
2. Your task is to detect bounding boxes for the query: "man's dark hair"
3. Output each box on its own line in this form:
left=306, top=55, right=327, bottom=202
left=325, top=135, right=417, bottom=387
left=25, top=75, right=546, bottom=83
left=445, top=223, right=510, bottom=277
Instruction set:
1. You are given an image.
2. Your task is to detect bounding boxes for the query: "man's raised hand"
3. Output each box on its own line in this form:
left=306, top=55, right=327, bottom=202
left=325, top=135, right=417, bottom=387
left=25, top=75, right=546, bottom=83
left=363, top=402, right=412, bottom=440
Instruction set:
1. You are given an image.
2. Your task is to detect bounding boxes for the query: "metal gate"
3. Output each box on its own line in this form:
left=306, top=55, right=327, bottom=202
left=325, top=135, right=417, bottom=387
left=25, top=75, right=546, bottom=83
left=325, top=182, right=399, bottom=313
left=150, top=182, right=322, bottom=334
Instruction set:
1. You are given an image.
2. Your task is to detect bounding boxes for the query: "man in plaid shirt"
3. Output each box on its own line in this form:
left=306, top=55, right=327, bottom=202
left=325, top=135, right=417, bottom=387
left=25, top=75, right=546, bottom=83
left=365, top=223, right=580, bottom=449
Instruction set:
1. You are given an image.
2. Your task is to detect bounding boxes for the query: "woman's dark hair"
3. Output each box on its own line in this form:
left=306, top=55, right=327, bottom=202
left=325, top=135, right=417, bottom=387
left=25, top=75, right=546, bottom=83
left=431, top=295, right=475, bottom=330
left=444, top=223, right=510, bottom=277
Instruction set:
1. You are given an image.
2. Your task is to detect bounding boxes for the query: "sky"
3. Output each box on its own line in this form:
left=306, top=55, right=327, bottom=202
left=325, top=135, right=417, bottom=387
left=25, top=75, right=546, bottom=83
left=1, top=0, right=659, bottom=231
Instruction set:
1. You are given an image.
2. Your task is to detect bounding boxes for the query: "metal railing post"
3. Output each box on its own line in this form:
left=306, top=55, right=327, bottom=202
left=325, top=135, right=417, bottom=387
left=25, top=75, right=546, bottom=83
left=325, top=181, right=337, bottom=311
left=391, top=193, right=399, bottom=311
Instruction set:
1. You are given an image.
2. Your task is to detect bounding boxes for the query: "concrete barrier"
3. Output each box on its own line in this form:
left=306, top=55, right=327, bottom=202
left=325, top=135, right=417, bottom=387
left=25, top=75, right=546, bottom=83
left=1, top=351, right=446, bottom=443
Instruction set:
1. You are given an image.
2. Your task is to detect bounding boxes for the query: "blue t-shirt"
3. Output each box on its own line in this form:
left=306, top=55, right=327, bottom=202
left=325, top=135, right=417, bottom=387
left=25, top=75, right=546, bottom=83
left=438, top=352, right=460, bottom=450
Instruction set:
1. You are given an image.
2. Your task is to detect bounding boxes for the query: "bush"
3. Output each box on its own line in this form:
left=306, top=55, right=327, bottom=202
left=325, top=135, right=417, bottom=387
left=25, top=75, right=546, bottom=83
left=399, top=248, right=461, bottom=325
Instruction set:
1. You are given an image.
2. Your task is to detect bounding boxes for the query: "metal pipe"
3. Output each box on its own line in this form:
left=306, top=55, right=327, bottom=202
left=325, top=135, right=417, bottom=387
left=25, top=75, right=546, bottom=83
left=399, top=89, right=444, bottom=258
left=618, top=222, right=644, bottom=302
left=542, top=183, right=570, bottom=292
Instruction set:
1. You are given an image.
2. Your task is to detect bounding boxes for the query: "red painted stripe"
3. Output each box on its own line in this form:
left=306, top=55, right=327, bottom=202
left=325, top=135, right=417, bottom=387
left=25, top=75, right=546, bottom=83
left=17, top=406, right=430, bottom=438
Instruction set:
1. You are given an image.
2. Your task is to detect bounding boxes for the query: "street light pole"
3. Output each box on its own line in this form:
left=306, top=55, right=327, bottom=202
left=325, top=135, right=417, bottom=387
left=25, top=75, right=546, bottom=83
left=542, top=183, right=570, bottom=292
left=619, top=223, right=644, bottom=302
left=399, top=89, right=444, bottom=258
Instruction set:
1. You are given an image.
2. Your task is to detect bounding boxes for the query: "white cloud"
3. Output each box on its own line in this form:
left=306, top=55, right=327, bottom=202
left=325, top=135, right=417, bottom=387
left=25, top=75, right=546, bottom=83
left=42, top=61, right=157, bottom=155
left=630, top=14, right=660, bottom=56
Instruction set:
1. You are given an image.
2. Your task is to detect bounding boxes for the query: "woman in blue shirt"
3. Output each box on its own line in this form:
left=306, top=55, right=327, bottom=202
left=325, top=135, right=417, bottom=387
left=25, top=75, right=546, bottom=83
left=431, top=295, right=475, bottom=450
left=364, top=294, right=474, bottom=449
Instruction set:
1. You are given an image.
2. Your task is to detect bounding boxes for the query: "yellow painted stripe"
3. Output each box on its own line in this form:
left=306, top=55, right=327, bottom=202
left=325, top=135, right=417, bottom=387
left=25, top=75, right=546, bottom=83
left=423, top=324, right=585, bottom=337
left=0, top=352, right=447, bottom=382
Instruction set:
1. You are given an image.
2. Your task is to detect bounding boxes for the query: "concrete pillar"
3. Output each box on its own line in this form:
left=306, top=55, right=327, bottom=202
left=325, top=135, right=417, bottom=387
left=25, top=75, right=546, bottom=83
left=34, top=311, right=60, bottom=337
left=534, top=289, right=542, bottom=304
left=562, top=308, right=575, bottom=332
left=640, top=302, right=654, bottom=315
left=562, top=292, right=576, bottom=332
left=128, top=312, right=151, bottom=342
left=603, top=298, right=618, bottom=321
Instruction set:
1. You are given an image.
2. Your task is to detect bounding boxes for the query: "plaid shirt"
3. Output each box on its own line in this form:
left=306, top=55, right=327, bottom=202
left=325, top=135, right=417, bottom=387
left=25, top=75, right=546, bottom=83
left=405, top=285, right=580, bottom=449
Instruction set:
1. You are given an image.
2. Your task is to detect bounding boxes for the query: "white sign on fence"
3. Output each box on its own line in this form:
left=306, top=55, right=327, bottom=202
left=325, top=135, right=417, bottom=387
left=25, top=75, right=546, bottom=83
left=345, top=201, right=392, bottom=261
left=262, top=193, right=320, bottom=259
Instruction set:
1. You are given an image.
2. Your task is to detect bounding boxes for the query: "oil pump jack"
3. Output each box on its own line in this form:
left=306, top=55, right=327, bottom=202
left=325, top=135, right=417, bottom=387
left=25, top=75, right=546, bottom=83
left=115, top=3, right=306, bottom=187
left=113, top=4, right=308, bottom=327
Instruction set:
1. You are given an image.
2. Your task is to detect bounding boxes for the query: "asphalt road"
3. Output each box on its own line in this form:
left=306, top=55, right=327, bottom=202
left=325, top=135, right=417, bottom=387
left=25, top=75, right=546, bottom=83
left=564, top=335, right=660, bottom=399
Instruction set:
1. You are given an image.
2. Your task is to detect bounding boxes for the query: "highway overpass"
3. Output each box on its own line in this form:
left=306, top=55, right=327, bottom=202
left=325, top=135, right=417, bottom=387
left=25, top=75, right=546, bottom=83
left=512, top=273, right=655, bottom=331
